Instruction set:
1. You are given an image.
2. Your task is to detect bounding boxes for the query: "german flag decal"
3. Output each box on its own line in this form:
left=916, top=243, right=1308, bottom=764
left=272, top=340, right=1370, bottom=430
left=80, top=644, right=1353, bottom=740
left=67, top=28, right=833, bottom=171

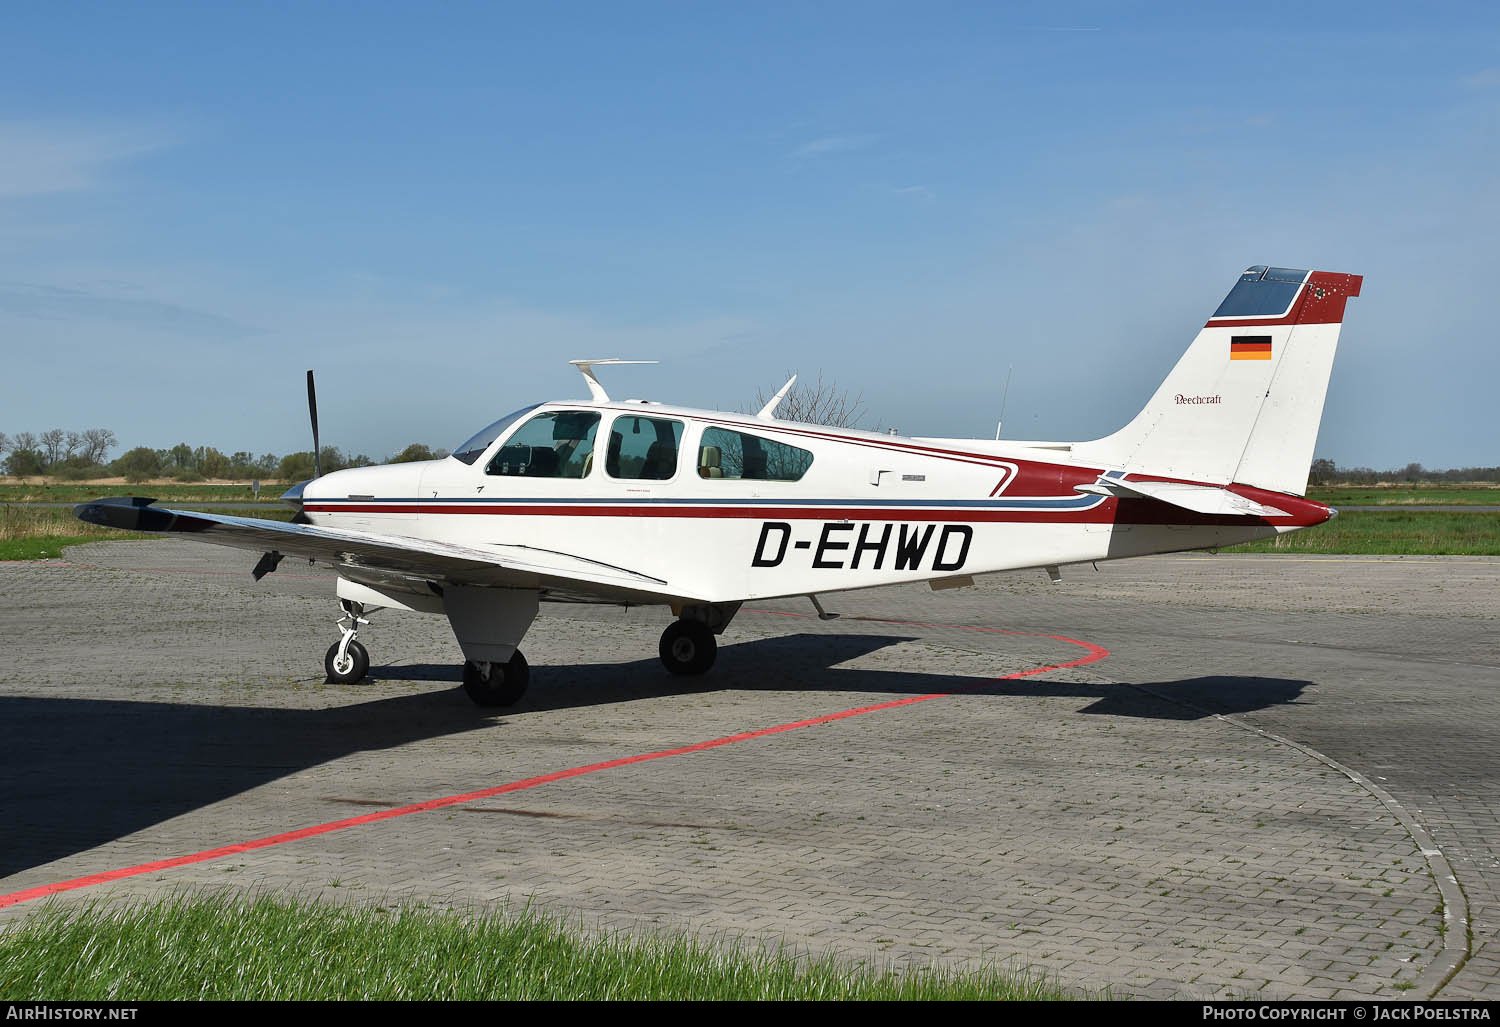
left=1230, top=335, right=1272, bottom=360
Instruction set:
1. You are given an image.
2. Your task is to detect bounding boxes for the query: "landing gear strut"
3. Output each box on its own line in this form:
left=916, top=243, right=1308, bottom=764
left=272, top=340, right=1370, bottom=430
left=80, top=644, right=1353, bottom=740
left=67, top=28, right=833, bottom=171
left=659, top=619, right=717, bottom=675
left=462, top=651, right=530, bottom=707
left=325, top=600, right=371, bottom=684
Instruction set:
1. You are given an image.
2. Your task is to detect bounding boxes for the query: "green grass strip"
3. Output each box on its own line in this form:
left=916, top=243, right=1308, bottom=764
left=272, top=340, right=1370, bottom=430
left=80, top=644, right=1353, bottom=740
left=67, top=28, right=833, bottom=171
left=0, top=483, right=284, bottom=504
left=0, top=503, right=298, bottom=560
left=1306, top=487, right=1500, bottom=506
left=0, top=535, right=148, bottom=561
left=1229, top=511, right=1500, bottom=555
left=0, top=894, right=1067, bottom=1001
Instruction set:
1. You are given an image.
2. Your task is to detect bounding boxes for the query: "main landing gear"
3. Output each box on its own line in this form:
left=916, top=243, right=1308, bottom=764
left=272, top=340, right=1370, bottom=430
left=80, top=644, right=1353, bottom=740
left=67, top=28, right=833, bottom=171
left=462, top=651, right=530, bottom=707
left=325, top=600, right=371, bottom=684
left=656, top=603, right=738, bottom=676
left=658, top=619, right=717, bottom=675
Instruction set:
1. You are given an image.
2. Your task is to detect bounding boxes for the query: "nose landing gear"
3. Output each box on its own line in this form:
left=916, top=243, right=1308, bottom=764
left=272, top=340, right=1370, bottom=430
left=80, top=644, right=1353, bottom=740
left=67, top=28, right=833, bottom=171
left=325, top=600, right=371, bottom=684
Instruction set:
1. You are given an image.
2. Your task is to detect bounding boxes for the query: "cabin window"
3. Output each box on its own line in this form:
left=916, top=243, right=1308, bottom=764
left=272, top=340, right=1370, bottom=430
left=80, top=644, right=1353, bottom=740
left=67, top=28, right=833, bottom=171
left=698, top=427, right=814, bottom=482
left=485, top=410, right=600, bottom=478
left=450, top=404, right=542, bottom=465
left=606, top=416, right=684, bottom=480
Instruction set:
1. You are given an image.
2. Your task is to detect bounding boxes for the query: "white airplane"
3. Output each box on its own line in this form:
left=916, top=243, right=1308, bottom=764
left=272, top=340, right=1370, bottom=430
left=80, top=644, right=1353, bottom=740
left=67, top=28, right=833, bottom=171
left=78, top=265, right=1361, bottom=707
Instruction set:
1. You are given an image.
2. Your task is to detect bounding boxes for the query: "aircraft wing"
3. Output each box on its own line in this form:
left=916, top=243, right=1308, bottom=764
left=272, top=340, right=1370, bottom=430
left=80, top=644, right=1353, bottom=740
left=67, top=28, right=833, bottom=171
left=74, top=498, right=700, bottom=605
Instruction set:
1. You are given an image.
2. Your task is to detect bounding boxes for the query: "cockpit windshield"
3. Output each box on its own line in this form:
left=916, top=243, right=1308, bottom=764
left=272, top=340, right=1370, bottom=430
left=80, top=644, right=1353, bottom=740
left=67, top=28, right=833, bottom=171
left=450, top=404, right=543, bottom=465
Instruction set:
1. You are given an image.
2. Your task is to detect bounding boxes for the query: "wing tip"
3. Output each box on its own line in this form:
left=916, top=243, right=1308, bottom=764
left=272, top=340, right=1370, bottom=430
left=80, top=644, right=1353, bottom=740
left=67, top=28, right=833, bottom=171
left=74, top=497, right=212, bottom=534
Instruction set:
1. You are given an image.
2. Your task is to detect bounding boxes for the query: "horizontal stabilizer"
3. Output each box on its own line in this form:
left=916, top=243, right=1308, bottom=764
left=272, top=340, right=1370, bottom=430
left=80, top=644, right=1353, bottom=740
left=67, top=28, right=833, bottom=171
left=1075, top=478, right=1289, bottom=518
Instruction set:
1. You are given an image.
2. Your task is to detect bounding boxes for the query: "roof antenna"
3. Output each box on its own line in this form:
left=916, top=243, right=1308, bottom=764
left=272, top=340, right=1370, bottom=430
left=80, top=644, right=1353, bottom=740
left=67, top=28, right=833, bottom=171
left=995, top=365, right=1014, bottom=440
left=569, top=358, right=658, bottom=402
left=757, top=374, right=797, bottom=420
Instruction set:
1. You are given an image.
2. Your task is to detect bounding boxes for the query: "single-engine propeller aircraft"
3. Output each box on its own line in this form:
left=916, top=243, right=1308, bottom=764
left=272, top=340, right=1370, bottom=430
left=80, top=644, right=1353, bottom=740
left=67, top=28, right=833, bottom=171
left=78, top=265, right=1361, bottom=707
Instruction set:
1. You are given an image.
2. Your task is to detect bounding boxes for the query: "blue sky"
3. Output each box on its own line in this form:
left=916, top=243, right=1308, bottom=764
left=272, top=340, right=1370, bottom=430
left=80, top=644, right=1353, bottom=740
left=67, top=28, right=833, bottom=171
left=2, top=1, right=1496, bottom=468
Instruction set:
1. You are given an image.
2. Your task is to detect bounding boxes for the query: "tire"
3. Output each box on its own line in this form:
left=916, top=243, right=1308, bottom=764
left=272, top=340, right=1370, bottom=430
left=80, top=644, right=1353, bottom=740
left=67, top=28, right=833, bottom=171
left=659, top=620, right=717, bottom=675
left=462, top=650, right=530, bottom=707
left=325, top=639, right=370, bottom=684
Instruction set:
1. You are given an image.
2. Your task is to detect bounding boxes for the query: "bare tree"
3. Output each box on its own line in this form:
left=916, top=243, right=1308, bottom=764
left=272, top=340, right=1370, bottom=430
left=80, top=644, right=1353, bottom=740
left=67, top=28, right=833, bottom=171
left=39, top=429, right=66, bottom=468
left=13, top=432, right=37, bottom=454
left=64, top=431, right=82, bottom=461
left=0, top=432, right=9, bottom=455
left=749, top=371, right=866, bottom=429
left=81, top=428, right=117, bottom=465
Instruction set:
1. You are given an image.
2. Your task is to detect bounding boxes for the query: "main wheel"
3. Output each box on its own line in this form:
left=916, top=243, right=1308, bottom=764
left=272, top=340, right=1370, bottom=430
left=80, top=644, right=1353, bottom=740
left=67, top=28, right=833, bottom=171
left=659, top=620, right=717, bottom=675
left=462, top=650, right=530, bottom=707
left=325, top=639, right=370, bottom=684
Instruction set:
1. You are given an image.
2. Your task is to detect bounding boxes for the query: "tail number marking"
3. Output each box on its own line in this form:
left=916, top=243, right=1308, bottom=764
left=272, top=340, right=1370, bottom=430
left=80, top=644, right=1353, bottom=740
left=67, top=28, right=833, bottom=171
left=752, top=521, right=972, bottom=572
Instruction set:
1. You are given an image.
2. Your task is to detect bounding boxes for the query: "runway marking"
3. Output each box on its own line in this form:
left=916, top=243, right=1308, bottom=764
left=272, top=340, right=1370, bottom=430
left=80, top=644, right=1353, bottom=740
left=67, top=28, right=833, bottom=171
left=0, top=619, right=1107, bottom=910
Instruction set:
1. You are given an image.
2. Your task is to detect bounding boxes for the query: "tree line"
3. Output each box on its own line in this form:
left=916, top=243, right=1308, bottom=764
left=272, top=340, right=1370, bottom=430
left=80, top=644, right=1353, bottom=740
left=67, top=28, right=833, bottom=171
left=1308, top=459, right=1500, bottom=486
left=0, top=429, right=447, bottom=483
left=3, top=425, right=1494, bottom=486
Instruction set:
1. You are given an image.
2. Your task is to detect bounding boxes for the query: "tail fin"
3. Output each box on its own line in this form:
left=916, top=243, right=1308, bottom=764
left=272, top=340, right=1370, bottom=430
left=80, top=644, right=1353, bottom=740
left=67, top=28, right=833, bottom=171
left=1073, top=266, right=1362, bottom=496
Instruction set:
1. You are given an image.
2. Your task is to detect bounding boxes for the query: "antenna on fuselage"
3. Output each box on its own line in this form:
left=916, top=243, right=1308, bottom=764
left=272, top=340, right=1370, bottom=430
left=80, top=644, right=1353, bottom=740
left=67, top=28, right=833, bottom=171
left=569, top=359, right=658, bottom=402
left=756, top=374, right=797, bottom=420
left=995, top=365, right=1014, bottom=440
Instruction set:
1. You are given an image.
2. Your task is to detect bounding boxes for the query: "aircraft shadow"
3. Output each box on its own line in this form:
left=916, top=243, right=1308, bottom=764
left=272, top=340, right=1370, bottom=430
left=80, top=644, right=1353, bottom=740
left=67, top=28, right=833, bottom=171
left=381, top=634, right=1311, bottom=722
left=0, top=634, right=1310, bottom=880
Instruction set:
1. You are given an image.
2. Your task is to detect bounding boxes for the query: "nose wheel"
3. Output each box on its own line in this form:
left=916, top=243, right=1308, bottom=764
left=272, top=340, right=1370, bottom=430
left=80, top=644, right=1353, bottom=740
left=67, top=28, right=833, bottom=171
left=462, top=650, right=530, bottom=707
left=325, top=600, right=372, bottom=684
left=325, top=638, right=369, bottom=684
left=659, top=619, right=717, bottom=675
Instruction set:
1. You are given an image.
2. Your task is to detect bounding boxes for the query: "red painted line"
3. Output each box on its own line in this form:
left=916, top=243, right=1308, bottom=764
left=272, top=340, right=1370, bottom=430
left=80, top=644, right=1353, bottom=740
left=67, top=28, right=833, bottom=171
left=0, top=618, right=1108, bottom=910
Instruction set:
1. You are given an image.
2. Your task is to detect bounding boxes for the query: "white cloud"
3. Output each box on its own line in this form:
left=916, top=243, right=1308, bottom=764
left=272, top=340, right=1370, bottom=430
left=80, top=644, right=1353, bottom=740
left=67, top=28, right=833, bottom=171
left=0, top=121, right=175, bottom=197
left=791, top=134, right=878, bottom=159
left=0, top=280, right=249, bottom=338
left=887, top=184, right=935, bottom=201
left=1461, top=67, right=1500, bottom=88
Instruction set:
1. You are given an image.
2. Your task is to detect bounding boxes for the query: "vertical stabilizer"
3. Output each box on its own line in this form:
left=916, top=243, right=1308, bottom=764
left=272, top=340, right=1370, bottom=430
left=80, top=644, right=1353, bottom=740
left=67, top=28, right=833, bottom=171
left=1072, top=266, right=1362, bottom=496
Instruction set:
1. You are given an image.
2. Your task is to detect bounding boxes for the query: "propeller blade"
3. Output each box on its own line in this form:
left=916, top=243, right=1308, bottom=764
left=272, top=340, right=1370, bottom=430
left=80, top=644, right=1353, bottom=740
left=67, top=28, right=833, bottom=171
left=306, top=369, right=322, bottom=479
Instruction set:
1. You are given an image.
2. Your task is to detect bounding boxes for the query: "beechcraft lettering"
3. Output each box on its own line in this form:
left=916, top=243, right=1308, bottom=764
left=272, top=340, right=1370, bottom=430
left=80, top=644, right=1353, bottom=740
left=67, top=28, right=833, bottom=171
left=752, top=522, right=973, bottom=572
left=76, top=266, right=1361, bottom=709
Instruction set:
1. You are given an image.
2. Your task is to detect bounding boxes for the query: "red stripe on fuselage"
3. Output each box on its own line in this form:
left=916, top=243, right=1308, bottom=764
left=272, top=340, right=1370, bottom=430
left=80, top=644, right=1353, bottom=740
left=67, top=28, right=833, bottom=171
left=304, top=497, right=1330, bottom=528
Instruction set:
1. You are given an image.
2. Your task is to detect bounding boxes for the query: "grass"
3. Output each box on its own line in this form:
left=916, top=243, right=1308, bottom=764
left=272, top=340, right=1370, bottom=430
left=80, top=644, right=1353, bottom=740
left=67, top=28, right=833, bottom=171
left=0, top=505, right=152, bottom=559
left=1306, top=485, right=1500, bottom=506
left=1227, top=510, right=1500, bottom=555
left=1, top=504, right=296, bottom=561
left=0, top=481, right=285, bottom=504
left=0, top=536, right=142, bottom=561
left=0, top=894, right=1068, bottom=1001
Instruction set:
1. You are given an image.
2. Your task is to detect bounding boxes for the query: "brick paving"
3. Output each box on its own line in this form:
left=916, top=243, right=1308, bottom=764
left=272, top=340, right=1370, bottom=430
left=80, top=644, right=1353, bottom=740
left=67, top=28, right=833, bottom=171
left=1, top=543, right=1494, bottom=998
